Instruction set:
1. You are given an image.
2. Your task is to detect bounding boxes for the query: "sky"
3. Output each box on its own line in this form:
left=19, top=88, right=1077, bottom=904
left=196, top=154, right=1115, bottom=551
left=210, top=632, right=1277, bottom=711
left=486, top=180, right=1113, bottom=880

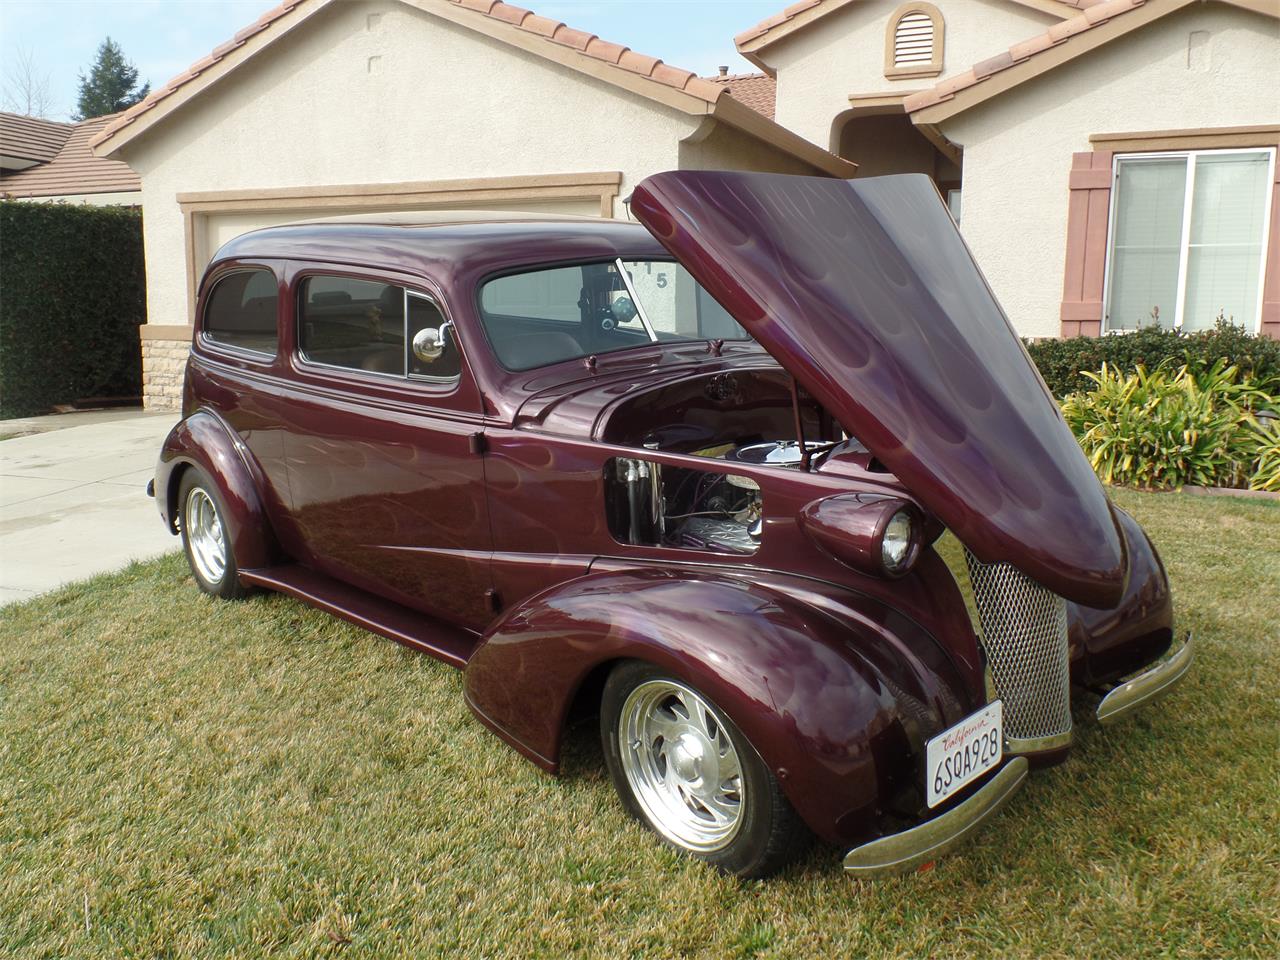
left=0, top=0, right=783, bottom=122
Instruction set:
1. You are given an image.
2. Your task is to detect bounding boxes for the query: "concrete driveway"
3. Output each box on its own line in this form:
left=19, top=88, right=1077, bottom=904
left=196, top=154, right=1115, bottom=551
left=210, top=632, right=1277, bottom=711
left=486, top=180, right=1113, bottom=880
left=0, top=411, right=180, bottom=605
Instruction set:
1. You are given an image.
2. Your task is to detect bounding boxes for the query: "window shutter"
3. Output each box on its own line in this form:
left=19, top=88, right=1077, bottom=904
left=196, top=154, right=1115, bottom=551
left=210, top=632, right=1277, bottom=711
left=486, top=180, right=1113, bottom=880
left=894, top=13, right=934, bottom=67
left=1059, top=151, right=1113, bottom=337
left=1262, top=160, right=1280, bottom=340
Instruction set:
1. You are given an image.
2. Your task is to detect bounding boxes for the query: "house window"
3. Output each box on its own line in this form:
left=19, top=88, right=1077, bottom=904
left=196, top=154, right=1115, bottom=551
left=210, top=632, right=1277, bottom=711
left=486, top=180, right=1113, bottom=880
left=884, top=3, right=944, bottom=79
left=1104, top=149, right=1276, bottom=333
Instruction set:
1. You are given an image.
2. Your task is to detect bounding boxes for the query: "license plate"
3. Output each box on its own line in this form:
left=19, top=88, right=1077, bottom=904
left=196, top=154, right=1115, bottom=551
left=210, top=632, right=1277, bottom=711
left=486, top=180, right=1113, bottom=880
left=925, top=701, right=1003, bottom=808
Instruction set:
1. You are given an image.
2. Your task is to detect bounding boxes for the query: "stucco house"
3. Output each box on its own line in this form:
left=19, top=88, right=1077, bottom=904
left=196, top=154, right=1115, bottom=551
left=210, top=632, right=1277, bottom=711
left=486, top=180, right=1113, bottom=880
left=1, top=112, right=140, bottom=204
left=735, top=0, right=1279, bottom=341
left=88, top=0, right=1278, bottom=409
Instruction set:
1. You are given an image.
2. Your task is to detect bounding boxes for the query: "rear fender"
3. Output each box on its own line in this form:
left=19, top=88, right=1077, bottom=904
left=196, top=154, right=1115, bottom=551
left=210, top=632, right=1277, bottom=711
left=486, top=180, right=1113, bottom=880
left=156, top=410, right=278, bottom=571
left=463, top=568, right=976, bottom=845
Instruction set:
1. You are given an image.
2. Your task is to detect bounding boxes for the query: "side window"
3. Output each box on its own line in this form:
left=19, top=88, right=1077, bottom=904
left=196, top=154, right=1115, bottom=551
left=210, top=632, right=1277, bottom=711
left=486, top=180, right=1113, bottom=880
left=480, top=265, right=583, bottom=324
left=298, top=276, right=406, bottom=375
left=203, top=269, right=279, bottom=356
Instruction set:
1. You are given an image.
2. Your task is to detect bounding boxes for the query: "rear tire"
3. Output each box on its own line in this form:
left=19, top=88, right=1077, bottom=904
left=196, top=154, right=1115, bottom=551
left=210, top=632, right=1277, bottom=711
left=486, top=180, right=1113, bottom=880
left=178, top=468, right=248, bottom=600
left=600, top=660, right=809, bottom=878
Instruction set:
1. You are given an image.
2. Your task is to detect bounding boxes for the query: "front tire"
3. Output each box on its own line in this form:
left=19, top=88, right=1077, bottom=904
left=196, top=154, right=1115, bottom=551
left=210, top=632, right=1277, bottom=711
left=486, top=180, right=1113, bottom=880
left=178, top=468, right=248, bottom=600
left=600, top=660, right=809, bottom=877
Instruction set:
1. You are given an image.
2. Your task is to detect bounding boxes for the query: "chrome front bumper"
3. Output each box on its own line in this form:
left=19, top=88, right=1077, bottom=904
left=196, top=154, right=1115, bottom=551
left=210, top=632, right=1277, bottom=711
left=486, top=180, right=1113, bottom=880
left=843, top=757, right=1029, bottom=879
left=1096, top=631, right=1193, bottom=725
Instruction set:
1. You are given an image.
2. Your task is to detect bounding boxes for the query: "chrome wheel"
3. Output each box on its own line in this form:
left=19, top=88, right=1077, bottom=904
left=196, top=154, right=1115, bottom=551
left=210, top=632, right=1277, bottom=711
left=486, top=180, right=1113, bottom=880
left=617, top=679, right=744, bottom=852
left=184, top=486, right=227, bottom=585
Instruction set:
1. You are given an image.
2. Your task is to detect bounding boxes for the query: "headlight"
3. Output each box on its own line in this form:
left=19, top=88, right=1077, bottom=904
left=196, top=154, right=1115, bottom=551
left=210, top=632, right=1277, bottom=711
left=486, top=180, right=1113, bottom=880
left=880, top=509, right=915, bottom=574
left=798, top=494, right=924, bottom=578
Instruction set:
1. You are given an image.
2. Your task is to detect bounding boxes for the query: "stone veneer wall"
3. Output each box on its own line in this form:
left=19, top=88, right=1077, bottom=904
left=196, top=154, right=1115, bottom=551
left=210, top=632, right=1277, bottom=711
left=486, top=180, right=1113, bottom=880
left=139, top=326, right=192, bottom=410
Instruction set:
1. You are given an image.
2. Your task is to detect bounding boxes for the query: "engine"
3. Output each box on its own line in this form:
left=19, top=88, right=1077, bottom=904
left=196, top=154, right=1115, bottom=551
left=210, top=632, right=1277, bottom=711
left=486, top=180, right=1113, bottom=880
left=607, top=439, right=831, bottom=554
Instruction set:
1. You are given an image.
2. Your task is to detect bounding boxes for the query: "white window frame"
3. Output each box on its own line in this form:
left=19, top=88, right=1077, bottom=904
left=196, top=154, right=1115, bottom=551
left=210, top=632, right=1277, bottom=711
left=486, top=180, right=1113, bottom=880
left=1101, top=146, right=1276, bottom=334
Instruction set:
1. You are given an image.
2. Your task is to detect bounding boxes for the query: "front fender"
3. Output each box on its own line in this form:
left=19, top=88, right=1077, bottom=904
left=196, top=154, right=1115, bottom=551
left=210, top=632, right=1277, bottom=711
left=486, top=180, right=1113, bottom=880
left=1069, top=506, right=1174, bottom=684
left=463, top=567, right=978, bottom=845
left=156, top=410, right=278, bottom=571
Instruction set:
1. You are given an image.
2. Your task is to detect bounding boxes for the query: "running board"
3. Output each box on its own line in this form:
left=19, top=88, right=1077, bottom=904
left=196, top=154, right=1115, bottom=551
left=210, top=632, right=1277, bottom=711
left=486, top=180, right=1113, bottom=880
left=239, top=564, right=477, bottom=669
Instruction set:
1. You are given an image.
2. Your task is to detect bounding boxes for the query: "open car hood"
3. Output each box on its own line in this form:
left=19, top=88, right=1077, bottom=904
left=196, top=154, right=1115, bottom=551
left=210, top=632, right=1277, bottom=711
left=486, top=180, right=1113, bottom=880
left=631, top=171, right=1125, bottom=608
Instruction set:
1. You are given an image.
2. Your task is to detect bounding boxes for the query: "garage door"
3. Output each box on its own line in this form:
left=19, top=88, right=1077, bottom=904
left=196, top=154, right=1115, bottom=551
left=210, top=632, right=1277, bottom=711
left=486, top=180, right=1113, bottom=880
left=179, top=173, right=624, bottom=315
left=201, top=196, right=605, bottom=260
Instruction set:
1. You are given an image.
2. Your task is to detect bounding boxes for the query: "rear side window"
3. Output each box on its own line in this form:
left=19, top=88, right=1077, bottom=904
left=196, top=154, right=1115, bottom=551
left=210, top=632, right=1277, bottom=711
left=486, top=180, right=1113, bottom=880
left=298, top=275, right=459, bottom=381
left=203, top=269, right=279, bottom=356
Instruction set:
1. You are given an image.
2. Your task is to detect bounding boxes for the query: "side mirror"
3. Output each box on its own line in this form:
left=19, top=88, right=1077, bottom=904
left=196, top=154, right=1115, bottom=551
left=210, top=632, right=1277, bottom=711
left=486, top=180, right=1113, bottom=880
left=412, top=323, right=452, bottom=362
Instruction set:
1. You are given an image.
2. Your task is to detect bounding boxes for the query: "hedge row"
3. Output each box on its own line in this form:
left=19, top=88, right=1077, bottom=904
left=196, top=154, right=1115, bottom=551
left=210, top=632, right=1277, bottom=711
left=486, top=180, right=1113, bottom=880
left=0, top=201, right=147, bottom=419
left=1026, top=322, right=1280, bottom=398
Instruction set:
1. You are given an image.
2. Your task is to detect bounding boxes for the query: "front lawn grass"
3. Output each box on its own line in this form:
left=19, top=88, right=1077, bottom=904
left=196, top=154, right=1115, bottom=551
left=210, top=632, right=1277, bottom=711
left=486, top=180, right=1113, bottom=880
left=2, top=490, right=1277, bottom=959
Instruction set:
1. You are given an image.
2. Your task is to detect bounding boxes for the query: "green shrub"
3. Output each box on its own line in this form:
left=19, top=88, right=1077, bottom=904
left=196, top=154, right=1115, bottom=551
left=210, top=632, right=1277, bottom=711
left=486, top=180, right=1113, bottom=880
left=0, top=201, right=146, bottom=419
left=1061, top=361, right=1276, bottom=490
left=1028, top=320, right=1280, bottom=398
left=1244, top=417, right=1280, bottom=492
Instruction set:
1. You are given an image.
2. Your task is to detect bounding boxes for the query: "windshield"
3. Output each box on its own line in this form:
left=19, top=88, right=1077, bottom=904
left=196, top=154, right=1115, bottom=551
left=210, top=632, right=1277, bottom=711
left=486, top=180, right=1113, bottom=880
left=478, top=259, right=748, bottom=371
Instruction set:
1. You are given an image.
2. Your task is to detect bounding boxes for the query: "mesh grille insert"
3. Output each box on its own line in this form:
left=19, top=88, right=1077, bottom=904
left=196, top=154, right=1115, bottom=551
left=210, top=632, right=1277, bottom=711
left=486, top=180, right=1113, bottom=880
left=963, top=550, right=1072, bottom=744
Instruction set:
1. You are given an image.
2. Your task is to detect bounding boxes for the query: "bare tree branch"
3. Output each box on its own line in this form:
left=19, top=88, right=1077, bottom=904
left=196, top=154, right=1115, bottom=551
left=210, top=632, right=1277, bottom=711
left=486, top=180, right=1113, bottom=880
left=2, top=46, right=57, bottom=118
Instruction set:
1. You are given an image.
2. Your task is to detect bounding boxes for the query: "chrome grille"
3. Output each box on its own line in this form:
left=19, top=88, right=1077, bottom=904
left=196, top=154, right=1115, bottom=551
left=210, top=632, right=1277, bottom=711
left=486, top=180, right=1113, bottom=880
left=963, top=550, right=1072, bottom=749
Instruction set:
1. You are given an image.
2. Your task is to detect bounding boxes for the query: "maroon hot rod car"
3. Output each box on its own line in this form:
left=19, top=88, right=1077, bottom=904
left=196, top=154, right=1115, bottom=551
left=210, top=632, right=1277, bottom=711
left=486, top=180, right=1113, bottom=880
left=150, top=171, right=1191, bottom=878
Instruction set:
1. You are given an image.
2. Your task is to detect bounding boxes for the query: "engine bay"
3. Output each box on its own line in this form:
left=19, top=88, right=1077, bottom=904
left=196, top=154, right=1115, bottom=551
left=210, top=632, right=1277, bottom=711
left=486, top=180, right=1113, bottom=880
left=600, top=369, right=867, bottom=554
left=606, top=438, right=838, bottom=555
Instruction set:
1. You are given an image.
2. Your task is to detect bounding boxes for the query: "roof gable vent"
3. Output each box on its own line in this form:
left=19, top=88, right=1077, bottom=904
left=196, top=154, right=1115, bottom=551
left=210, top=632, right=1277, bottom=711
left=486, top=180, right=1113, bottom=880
left=894, top=12, right=934, bottom=67
left=885, top=4, right=944, bottom=79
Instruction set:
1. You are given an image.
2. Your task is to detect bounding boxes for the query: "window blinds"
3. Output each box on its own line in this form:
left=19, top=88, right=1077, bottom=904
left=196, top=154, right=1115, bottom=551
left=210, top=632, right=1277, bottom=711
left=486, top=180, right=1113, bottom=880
left=1105, top=150, right=1272, bottom=332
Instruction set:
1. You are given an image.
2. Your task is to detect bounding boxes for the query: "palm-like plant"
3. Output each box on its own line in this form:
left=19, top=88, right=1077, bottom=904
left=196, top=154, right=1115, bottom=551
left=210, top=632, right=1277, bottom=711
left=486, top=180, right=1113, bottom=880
left=1061, top=361, right=1272, bottom=490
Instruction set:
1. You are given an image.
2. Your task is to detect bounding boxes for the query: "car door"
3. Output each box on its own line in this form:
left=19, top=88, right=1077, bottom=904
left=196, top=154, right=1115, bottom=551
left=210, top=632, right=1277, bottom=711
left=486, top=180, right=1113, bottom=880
left=192, top=260, right=298, bottom=540
left=277, top=264, right=494, bottom=632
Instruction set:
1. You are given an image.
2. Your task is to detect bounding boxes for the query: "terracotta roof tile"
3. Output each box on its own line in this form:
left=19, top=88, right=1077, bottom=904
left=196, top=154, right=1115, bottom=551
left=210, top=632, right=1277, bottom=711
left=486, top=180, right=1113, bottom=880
left=1, top=114, right=139, bottom=197
left=904, top=0, right=1150, bottom=114
left=704, top=72, right=776, bottom=119
left=520, top=13, right=560, bottom=37
left=189, top=53, right=220, bottom=75
left=734, top=0, right=870, bottom=48
left=972, top=51, right=1015, bottom=80
left=0, top=113, right=73, bottom=165
left=584, top=38, right=628, bottom=65
left=488, top=2, right=531, bottom=26
left=617, top=50, right=662, bottom=77
left=684, top=76, right=729, bottom=102
left=650, top=63, right=694, bottom=89
left=233, top=21, right=269, bottom=44
left=550, top=24, right=595, bottom=52
left=1009, top=32, right=1057, bottom=62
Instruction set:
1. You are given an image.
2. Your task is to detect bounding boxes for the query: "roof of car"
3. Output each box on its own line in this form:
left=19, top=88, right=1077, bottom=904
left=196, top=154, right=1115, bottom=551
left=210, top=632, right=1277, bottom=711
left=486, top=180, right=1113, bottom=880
left=212, top=212, right=669, bottom=279
left=291, top=209, right=608, bottom=227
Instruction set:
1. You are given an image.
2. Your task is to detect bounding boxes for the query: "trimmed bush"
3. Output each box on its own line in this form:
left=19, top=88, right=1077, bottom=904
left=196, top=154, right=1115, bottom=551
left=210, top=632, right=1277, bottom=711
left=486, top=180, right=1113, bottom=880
left=1245, top=417, right=1280, bottom=492
left=1061, top=361, right=1276, bottom=490
left=1027, top=321, right=1280, bottom=398
left=0, top=201, right=146, bottom=419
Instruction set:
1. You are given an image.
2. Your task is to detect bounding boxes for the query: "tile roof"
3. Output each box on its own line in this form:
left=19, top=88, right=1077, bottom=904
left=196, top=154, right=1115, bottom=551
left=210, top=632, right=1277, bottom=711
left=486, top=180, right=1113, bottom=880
left=1, top=115, right=140, bottom=198
left=705, top=72, right=776, bottom=119
left=92, top=0, right=727, bottom=151
left=903, top=0, right=1149, bottom=115
left=86, top=0, right=854, bottom=178
left=735, top=0, right=830, bottom=47
left=0, top=112, right=74, bottom=165
left=92, top=0, right=307, bottom=147
left=445, top=0, right=725, bottom=102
